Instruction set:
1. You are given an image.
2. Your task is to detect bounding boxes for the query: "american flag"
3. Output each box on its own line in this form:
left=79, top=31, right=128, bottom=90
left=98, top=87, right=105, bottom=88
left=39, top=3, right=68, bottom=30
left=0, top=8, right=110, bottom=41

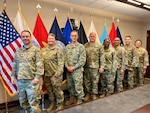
left=0, top=10, right=23, bottom=96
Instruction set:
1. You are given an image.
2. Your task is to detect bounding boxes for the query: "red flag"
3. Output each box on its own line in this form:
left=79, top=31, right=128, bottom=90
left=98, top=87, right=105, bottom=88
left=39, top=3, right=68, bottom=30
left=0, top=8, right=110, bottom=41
left=33, top=12, right=48, bottom=93
left=109, top=22, right=116, bottom=46
left=33, top=12, right=48, bottom=48
left=0, top=10, right=23, bottom=96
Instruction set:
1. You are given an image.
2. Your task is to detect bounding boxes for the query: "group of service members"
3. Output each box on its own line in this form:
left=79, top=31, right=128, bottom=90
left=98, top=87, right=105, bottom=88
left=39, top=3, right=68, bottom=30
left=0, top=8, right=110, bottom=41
left=11, top=30, right=149, bottom=113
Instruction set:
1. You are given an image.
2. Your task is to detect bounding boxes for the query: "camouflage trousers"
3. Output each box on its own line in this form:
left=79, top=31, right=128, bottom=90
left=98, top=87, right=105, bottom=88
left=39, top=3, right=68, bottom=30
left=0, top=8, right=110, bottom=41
left=44, top=76, right=64, bottom=104
left=66, top=69, right=84, bottom=100
left=84, top=68, right=100, bottom=94
left=134, top=67, right=146, bottom=86
left=17, top=79, right=41, bottom=113
left=114, top=69, right=124, bottom=92
left=124, top=69, right=134, bottom=89
left=100, top=70, right=115, bottom=94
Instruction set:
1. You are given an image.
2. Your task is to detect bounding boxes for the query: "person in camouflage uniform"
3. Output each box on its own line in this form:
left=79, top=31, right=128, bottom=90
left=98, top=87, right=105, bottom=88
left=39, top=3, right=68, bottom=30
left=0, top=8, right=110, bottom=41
left=11, top=30, right=44, bottom=113
left=134, top=39, right=149, bottom=86
left=124, top=36, right=139, bottom=89
left=100, top=38, right=118, bottom=97
left=83, top=32, right=105, bottom=101
left=41, top=33, right=64, bottom=112
left=114, top=37, right=127, bottom=93
left=64, top=30, right=86, bottom=106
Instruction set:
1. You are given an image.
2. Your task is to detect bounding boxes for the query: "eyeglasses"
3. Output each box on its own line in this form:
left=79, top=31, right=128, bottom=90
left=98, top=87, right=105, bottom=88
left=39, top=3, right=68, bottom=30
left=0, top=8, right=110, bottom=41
left=21, top=36, right=31, bottom=38
left=71, top=35, right=78, bottom=37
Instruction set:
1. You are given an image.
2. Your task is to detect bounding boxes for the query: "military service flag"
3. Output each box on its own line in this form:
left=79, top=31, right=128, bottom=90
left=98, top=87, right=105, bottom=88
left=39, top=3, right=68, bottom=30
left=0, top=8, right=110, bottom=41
left=0, top=10, right=23, bottom=96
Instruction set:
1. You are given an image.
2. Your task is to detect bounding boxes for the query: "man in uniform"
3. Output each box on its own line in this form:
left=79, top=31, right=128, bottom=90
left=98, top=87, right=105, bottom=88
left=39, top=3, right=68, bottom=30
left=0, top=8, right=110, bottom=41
left=64, top=30, right=86, bottom=105
left=42, top=33, right=64, bottom=112
left=114, top=37, right=126, bottom=92
left=84, top=32, right=105, bottom=101
left=134, top=39, right=149, bottom=86
left=124, top=36, right=139, bottom=89
left=11, top=30, right=44, bottom=113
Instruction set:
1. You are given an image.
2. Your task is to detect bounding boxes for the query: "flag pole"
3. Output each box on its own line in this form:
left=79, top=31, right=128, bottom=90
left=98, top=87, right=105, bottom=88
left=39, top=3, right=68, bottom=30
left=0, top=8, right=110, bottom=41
left=3, top=0, right=8, bottom=112
left=5, top=88, right=9, bottom=113
left=80, top=13, right=82, bottom=22
left=36, top=3, right=45, bottom=111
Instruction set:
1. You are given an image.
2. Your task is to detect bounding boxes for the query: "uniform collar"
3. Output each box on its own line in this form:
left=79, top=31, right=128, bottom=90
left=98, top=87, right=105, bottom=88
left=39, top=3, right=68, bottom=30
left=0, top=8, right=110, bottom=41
left=22, top=43, right=32, bottom=50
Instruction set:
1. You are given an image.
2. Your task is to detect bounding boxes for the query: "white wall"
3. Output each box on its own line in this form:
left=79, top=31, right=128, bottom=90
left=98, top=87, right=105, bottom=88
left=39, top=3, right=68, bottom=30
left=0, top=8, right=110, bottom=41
left=0, top=0, right=150, bottom=103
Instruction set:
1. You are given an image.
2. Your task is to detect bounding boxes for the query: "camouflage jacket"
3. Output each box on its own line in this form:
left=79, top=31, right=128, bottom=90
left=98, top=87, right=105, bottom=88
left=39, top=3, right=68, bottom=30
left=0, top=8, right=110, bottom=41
left=114, top=46, right=127, bottom=70
left=135, top=47, right=149, bottom=67
left=64, top=42, right=86, bottom=70
left=12, top=44, right=44, bottom=80
left=124, top=45, right=139, bottom=68
left=84, top=42, right=105, bottom=69
left=41, top=45, right=64, bottom=77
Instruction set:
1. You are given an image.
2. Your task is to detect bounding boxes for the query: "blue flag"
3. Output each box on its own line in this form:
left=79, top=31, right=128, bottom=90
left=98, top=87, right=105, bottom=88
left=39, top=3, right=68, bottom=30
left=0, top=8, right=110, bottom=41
left=49, top=16, right=67, bottom=45
left=116, top=26, right=124, bottom=45
left=63, top=18, right=72, bottom=44
left=100, top=21, right=108, bottom=44
left=78, top=21, right=88, bottom=44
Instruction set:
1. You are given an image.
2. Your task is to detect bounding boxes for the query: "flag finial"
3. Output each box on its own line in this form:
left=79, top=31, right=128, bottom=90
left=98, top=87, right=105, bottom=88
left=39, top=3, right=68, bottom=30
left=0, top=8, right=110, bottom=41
left=90, top=14, right=93, bottom=20
left=36, top=3, right=41, bottom=13
left=3, top=0, right=6, bottom=9
left=117, top=18, right=120, bottom=26
left=54, top=8, right=58, bottom=12
left=80, top=13, right=82, bottom=21
left=18, top=0, right=21, bottom=11
left=112, top=16, right=115, bottom=21
left=36, top=3, right=41, bottom=9
left=67, top=9, right=70, bottom=17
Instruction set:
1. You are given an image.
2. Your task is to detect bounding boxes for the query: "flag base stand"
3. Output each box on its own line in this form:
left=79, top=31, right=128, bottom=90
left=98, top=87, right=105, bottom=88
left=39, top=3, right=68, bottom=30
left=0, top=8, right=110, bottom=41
left=4, top=89, right=9, bottom=113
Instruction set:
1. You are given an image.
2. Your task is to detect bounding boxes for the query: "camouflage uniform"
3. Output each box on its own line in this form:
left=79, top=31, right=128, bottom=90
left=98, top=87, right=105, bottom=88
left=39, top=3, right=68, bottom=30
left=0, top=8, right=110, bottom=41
left=114, top=46, right=126, bottom=92
left=134, top=47, right=149, bottom=86
left=41, top=45, right=64, bottom=104
left=64, top=42, right=86, bottom=100
left=100, top=47, right=118, bottom=94
left=124, top=45, right=139, bottom=89
left=84, top=42, right=105, bottom=95
left=11, top=44, right=44, bottom=113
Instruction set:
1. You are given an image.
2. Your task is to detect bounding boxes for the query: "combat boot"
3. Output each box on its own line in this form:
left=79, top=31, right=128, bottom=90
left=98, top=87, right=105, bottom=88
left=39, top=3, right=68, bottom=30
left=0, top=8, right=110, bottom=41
left=84, top=93, right=90, bottom=102
left=47, top=101, right=56, bottom=112
left=56, top=102, right=64, bottom=111
left=99, top=91, right=106, bottom=98
left=92, top=94, right=97, bottom=100
left=76, top=99, right=83, bottom=105
left=36, top=108, right=42, bottom=113
left=65, top=96, right=77, bottom=106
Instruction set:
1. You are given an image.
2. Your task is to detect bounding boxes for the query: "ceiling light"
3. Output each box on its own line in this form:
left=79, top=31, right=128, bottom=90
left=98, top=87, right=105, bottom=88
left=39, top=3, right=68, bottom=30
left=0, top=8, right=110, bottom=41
left=127, top=0, right=141, bottom=5
left=143, top=5, right=150, bottom=9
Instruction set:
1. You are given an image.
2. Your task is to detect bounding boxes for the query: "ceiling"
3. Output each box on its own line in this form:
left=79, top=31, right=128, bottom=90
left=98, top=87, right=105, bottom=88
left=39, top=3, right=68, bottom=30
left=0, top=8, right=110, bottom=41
left=59, top=0, right=150, bottom=18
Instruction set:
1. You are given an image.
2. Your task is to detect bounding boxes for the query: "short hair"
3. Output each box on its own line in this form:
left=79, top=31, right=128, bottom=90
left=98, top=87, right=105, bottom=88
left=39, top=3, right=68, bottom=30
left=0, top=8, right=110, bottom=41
left=125, top=36, right=131, bottom=39
left=71, top=30, right=78, bottom=34
left=49, top=33, right=56, bottom=38
left=135, top=39, right=142, bottom=44
left=104, top=38, right=110, bottom=42
left=21, top=30, right=31, bottom=36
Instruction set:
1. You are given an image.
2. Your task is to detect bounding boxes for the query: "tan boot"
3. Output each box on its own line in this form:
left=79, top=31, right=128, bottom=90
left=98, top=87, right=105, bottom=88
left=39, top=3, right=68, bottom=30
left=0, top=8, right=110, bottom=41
left=47, top=101, right=56, bottom=112
left=36, top=108, right=42, bottom=113
left=76, top=99, right=83, bottom=105
left=65, top=96, right=77, bottom=106
left=84, top=93, right=90, bottom=102
left=99, top=94, right=105, bottom=98
left=56, top=102, right=64, bottom=111
left=92, top=94, right=97, bottom=100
